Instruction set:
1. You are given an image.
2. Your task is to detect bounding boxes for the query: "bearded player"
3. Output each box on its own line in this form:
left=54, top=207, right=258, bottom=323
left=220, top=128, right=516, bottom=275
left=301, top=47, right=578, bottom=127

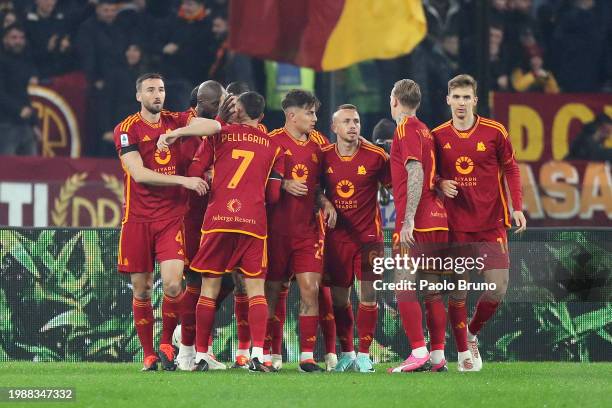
left=266, top=90, right=337, bottom=372
left=432, top=74, right=525, bottom=371
left=113, top=73, right=216, bottom=371
left=320, top=104, right=390, bottom=373
left=388, top=79, right=450, bottom=373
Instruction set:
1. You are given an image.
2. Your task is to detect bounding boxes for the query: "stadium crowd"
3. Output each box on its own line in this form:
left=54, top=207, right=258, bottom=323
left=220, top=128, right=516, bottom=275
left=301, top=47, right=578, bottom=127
left=0, top=0, right=610, bottom=157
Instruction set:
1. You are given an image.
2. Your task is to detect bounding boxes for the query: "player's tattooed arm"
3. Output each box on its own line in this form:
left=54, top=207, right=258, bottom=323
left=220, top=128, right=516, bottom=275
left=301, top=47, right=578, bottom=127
left=401, top=160, right=423, bottom=246
left=316, top=186, right=337, bottom=228
left=157, top=118, right=222, bottom=150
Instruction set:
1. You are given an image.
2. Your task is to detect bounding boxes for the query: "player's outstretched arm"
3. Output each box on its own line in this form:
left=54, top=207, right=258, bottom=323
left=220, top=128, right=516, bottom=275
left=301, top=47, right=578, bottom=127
left=121, top=151, right=208, bottom=195
left=157, top=118, right=222, bottom=150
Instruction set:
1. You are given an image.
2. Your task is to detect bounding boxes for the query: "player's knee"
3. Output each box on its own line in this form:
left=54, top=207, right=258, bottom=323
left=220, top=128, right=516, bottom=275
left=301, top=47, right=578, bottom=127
left=131, top=280, right=153, bottom=299
left=163, top=280, right=182, bottom=297
left=486, top=283, right=507, bottom=302
left=331, top=288, right=349, bottom=307
left=132, top=288, right=152, bottom=300
left=300, top=285, right=318, bottom=303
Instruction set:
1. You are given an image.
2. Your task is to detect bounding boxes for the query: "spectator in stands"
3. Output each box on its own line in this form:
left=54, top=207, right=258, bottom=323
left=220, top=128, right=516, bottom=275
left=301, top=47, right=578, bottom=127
left=489, top=22, right=511, bottom=91
left=209, top=12, right=257, bottom=90
left=25, top=0, right=76, bottom=79
left=115, top=0, right=159, bottom=55
left=157, top=0, right=217, bottom=109
left=423, top=0, right=462, bottom=43
left=505, top=0, right=540, bottom=64
left=77, top=0, right=136, bottom=156
left=511, top=29, right=560, bottom=93
left=490, top=0, right=509, bottom=22
left=552, top=0, right=610, bottom=92
left=0, top=24, right=39, bottom=155
left=1, top=9, right=17, bottom=28
left=77, top=0, right=132, bottom=91
left=566, top=113, right=612, bottom=161
left=99, top=43, right=149, bottom=156
left=410, top=30, right=460, bottom=125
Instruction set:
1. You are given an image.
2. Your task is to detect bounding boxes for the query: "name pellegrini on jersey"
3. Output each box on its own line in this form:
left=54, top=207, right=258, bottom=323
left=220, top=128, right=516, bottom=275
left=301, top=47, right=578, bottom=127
left=221, top=132, right=270, bottom=147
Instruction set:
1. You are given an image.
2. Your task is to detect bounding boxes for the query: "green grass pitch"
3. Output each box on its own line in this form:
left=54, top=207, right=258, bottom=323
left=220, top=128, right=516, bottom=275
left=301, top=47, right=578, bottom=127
left=1, top=362, right=611, bottom=407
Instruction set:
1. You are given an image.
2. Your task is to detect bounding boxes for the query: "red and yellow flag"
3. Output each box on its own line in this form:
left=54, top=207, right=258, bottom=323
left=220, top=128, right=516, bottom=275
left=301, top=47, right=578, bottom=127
left=229, top=0, right=427, bottom=71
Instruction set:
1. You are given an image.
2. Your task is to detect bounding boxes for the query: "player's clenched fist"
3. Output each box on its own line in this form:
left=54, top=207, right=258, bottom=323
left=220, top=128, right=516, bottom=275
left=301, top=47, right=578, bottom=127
left=282, top=179, right=308, bottom=196
left=439, top=179, right=458, bottom=198
left=182, top=177, right=208, bottom=196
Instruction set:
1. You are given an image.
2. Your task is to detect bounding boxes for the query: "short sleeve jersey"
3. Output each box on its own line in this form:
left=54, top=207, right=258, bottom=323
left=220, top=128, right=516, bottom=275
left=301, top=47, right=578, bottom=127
left=390, top=116, right=448, bottom=234
left=267, top=128, right=329, bottom=238
left=321, top=141, right=391, bottom=245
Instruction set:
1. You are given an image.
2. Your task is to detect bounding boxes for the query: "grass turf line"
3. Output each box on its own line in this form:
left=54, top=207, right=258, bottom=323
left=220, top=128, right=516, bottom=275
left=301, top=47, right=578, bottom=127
left=0, top=362, right=610, bottom=408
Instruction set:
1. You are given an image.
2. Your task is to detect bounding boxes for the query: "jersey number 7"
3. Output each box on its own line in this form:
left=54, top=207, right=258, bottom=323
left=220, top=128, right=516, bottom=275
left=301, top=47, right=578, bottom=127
left=228, top=149, right=255, bottom=189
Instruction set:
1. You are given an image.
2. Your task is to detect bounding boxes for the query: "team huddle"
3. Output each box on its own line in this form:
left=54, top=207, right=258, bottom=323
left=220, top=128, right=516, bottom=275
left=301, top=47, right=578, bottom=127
left=113, top=72, right=526, bottom=374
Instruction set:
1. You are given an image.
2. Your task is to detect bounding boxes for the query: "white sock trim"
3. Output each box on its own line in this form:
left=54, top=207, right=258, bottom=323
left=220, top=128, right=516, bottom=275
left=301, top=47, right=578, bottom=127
left=412, top=346, right=428, bottom=359
left=300, top=352, right=314, bottom=361
left=251, top=347, right=263, bottom=362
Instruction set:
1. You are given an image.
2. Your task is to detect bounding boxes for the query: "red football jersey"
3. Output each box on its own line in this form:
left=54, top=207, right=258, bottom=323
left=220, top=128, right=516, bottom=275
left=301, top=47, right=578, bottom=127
left=267, top=128, right=329, bottom=238
left=113, top=110, right=194, bottom=223
left=432, top=115, right=520, bottom=232
left=391, top=116, right=448, bottom=234
left=190, top=123, right=285, bottom=238
left=321, top=141, right=390, bottom=244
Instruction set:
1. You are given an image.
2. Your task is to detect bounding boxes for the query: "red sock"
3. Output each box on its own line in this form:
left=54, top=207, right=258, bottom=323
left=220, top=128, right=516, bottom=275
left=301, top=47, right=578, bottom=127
left=299, top=315, right=318, bottom=354
left=397, top=300, right=426, bottom=349
left=180, top=285, right=200, bottom=346
left=333, top=304, right=354, bottom=352
left=133, top=297, right=155, bottom=358
left=195, top=296, right=216, bottom=353
left=468, top=296, right=500, bottom=336
left=161, top=293, right=181, bottom=345
left=448, top=298, right=468, bottom=352
left=357, top=303, right=378, bottom=354
left=271, top=289, right=288, bottom=355
left=424, top=295, right=446, bottom=352
left=248, top=295, right=268, bottom=348
left=318, top=287, right=336, bottom=354
left=234, top=294, right=250, bottom=350
left=208, top=332, right=214, bottom=353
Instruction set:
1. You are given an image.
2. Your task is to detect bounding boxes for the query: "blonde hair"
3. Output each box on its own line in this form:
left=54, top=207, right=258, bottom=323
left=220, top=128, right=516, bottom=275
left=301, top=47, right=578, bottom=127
left=392, top=79, right=421, bottom=109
